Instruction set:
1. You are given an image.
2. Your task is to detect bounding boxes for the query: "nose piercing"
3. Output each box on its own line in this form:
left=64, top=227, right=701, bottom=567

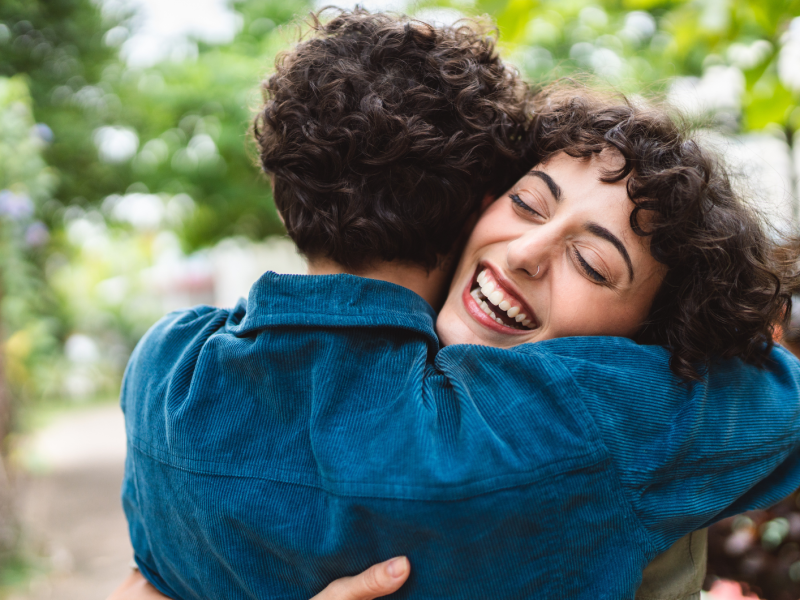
left=533, top=265, right=540, bottom=278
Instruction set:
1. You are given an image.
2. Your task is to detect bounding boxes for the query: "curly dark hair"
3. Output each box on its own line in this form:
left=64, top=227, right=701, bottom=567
left=254, top=8, right=532, bottom=270
left=525, top=83, right=799, bottom=380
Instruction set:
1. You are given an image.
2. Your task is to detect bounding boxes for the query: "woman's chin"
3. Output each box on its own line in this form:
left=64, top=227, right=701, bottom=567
left=436, top=307, right=478, bottom=347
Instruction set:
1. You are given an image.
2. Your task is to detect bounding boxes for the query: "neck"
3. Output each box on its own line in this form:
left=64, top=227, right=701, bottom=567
left=307, top=258, right=450, bottom=311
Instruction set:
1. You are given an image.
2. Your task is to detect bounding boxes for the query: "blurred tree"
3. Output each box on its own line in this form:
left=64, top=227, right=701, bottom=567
left=94, top=0, right=312, bottom=251
left=0, top=74, right=57, bottom=563
left=0, top=0, right=123, bottom=225
left=0, top=0, right=125, bottom=409
left=0, top=0, right=315, bottom=254
left=415, top=0, right=800, bottom=138
left=0, top=0, right=120, bottom=563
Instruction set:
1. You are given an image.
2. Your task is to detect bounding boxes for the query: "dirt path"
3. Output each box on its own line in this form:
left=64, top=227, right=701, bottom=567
left=8, top=404, right=132, bottom=600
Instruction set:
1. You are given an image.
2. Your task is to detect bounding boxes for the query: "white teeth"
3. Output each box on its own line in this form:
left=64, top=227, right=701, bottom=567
left=477, top=298, right=504, bottom=325
left=474, top=295, right=536, bottom=331
left=488, top=291, right=504, bottom=306
left=472, top=271, right=536, bottom=331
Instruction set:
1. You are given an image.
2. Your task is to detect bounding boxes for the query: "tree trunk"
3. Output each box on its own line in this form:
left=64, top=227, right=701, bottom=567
left=0, top=284, right=18, bottom=561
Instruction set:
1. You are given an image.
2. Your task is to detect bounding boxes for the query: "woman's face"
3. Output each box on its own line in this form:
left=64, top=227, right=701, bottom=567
left=437, top=151, right=666, bottom=348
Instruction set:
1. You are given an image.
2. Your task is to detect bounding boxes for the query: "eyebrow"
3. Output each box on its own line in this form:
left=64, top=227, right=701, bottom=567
left=585, top=222, right=634, bottom=282
left=528, top=170, right=562, bottom=201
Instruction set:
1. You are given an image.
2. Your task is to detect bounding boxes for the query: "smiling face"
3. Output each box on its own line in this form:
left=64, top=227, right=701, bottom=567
left=436, top=150, right=666, bottom=348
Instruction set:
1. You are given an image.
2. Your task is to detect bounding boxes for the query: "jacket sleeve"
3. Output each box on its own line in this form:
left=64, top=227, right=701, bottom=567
left=120, top=305, right=231, bottom=600
left=513, top=336, right=800, bottom=555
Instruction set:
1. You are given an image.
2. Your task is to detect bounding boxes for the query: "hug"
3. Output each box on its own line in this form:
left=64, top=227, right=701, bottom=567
left=115, top=8, right=800, bottom=600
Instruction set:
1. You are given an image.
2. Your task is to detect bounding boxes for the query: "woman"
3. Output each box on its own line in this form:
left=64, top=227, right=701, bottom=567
left=110, top=86, right=800, bottom=600
left=437, top=84, right=792, bottom=381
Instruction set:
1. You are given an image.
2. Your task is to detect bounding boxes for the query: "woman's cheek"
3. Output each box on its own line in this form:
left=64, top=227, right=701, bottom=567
left=550, top=293, right=621, bottom=339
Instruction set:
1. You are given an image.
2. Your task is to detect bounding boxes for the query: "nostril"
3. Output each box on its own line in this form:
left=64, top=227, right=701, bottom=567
left=520, top=265, right=541, bottom=279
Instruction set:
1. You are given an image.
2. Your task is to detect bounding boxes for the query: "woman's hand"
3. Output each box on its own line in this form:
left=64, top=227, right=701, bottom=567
left=106, top=570, right=165, bottom=600
left=311, top=557, right=410, bottom=600
left=106, top=557, right=410, bottom=600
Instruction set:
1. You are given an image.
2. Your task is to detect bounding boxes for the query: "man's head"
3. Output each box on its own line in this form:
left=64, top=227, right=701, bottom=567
left=254, top=8, right=532, bottom=271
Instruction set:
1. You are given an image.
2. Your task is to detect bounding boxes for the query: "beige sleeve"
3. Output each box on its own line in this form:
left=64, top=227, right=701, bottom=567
left=635, top=530, right=707, bottom=600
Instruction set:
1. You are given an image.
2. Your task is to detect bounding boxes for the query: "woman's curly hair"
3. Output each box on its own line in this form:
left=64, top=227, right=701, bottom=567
left=254, top=8, right=532, bottom=270
left=526, top=83, right=799, bottom=380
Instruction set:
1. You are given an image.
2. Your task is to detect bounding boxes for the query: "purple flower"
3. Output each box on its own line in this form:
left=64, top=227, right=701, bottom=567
left=0, top=190, right=34, bottom=221
left=32, top=123, right=54, bottom=143
left=24, top=221, right=49, bottom=247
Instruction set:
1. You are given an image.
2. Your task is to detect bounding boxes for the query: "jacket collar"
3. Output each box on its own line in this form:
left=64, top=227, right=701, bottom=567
left=229, top=271, right=440, bottom=353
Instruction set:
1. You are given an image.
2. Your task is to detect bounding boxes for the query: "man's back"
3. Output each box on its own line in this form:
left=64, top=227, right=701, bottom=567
left=123, top=273, right=800, bottom=600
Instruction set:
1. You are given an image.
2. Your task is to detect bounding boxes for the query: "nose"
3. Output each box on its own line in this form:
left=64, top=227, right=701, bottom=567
left=506, top=229, right=554, bottom=280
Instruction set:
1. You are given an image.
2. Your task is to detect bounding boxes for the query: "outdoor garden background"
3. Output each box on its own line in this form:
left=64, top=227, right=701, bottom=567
left=1, top=0, right=800, bottom=598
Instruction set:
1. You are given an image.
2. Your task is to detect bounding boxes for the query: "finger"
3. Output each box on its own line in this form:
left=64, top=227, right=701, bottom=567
left=106, top=570, right=172, bottom=600
left=312, top=556, right=410, bottom=600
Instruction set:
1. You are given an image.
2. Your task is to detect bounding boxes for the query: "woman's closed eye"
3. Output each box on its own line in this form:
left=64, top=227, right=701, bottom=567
left=510, top=193, right=544, bottom=218
left=573, top=248, right=608, bottom=284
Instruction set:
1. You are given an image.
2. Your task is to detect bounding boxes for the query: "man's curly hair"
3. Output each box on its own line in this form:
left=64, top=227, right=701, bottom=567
left=254, top=8, right=532, bottom=270
left=526, top=82, right=799, bottom=380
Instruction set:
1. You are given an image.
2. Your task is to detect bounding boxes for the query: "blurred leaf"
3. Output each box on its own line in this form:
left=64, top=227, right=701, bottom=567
left=744, top=75, right=795, bottom=130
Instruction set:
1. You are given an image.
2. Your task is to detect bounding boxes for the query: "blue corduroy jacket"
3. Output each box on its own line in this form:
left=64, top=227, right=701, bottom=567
left=122, top=272, right=800, bottom=600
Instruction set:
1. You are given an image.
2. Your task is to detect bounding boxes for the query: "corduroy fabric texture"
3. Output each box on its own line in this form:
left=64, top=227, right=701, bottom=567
left=121, top=272, right=800, bottom=600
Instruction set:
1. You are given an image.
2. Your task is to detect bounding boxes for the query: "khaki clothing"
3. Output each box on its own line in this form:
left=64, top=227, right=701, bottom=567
left=636, top=530, right=707, bottom=600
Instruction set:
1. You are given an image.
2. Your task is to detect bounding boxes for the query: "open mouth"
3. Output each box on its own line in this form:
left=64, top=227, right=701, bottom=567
left=467, top=267, right=537, bottom=331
